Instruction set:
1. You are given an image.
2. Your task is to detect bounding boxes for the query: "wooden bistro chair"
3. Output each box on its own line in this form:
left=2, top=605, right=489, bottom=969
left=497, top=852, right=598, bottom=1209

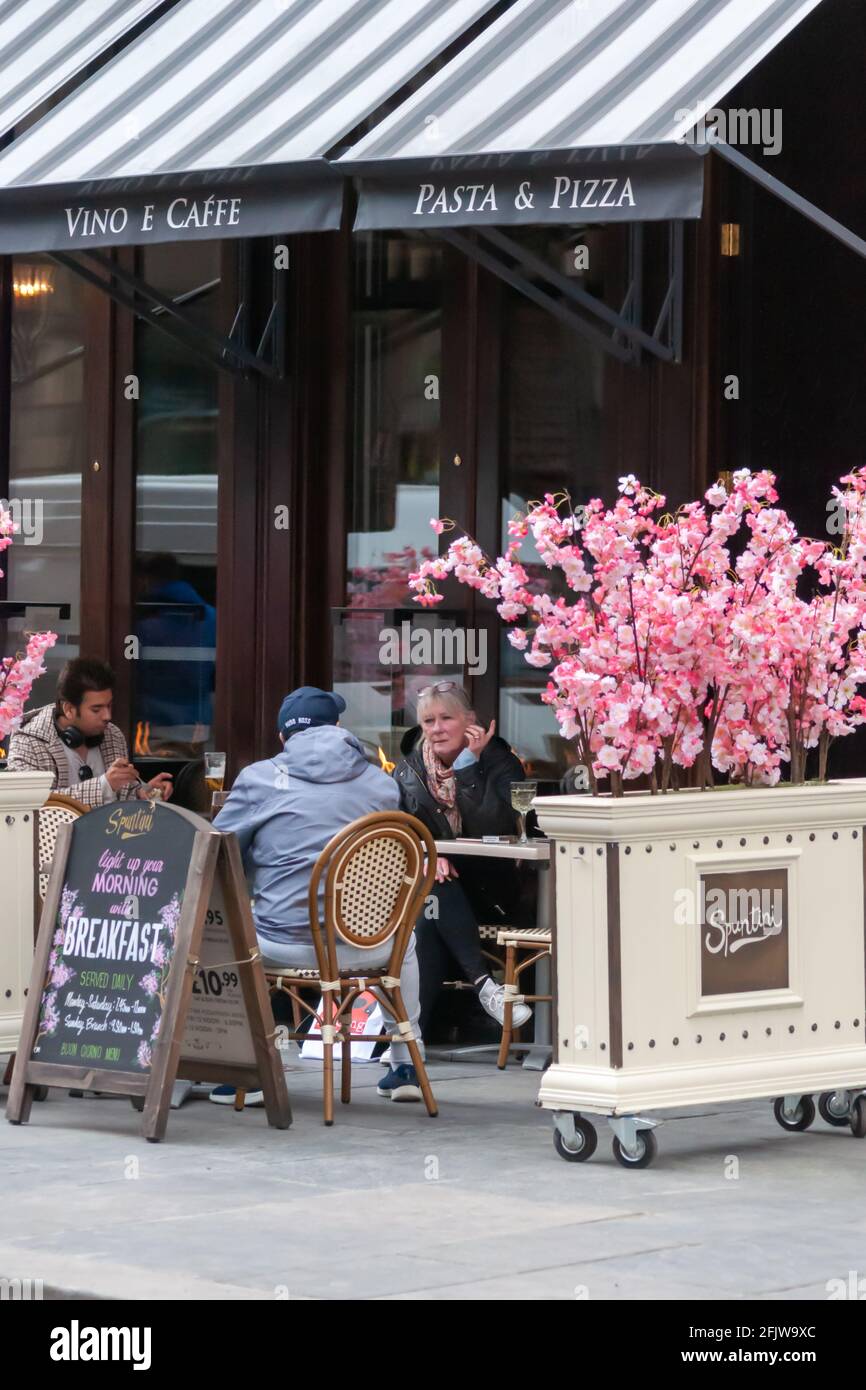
left=254, top=810, right=438, bottom=1126
left=2, top=793, right=87, bottom=1092
left=35, top=793, right=87, bottom=912
left=495, top=925, right=552, bottom=1070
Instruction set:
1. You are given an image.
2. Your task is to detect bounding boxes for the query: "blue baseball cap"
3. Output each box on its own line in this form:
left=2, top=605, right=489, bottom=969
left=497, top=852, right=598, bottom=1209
left=277, top=686, right=346, bottom=738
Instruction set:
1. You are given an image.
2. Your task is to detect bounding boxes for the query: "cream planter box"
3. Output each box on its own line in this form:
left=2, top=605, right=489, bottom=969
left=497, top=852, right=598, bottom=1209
left=0, top=772, right=54, bottom=1058
left=535, top=780, right=866, bottom=1164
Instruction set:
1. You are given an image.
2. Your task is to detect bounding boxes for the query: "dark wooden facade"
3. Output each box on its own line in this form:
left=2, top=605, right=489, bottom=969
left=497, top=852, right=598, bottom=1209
left=0, top=0, right=861, bottom=780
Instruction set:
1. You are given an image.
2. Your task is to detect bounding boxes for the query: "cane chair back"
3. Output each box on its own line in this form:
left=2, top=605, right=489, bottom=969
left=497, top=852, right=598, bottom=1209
left=310, top=810, right=436, bottom=961
left=255, top=811, right=439, bottom=1125
left=36, top=794, right=86, bottom=903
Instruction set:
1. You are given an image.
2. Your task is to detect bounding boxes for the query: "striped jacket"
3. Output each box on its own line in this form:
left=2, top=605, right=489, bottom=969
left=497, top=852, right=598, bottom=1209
left=7, top=703, right=140, bottom=810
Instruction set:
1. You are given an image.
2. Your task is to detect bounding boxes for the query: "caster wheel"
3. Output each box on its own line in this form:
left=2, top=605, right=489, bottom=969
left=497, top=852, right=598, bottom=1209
left=130, top=1096, right=145, bottom=1113
left=553, top=1116, right=597, bottom=1162
left=32, top=1086, right=49, bottom=1102
left=773, top=1096, right=815, bottom=1132
left=612, top=1129, right=657, bottom=1169
left=819, top=1091, right=851, bottom=1128
left=849, top=1096, right=866, bottom=1138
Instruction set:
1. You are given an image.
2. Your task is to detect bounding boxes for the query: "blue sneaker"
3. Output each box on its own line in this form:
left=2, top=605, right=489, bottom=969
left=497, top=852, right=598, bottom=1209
left=208, top=1084, right=264, bottom=1107
left=376, top=1064, right=422, bottom=1102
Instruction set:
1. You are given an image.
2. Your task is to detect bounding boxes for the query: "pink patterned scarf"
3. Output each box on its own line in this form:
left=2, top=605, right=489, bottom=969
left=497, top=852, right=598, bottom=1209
left=422, top=737, right=462, bottom=836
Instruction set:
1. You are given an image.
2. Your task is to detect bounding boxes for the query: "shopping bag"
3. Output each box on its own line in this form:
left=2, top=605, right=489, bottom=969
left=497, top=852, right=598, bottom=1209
left=300, top=990, right=386, bottom=1062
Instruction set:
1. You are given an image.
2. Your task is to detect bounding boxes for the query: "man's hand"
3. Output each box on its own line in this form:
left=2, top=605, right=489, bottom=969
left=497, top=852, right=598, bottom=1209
left=136, top=772, right=173, bottom=801
left=105, top=758, right=140, bottom=794
left=465, top=719, right=496, bottom=758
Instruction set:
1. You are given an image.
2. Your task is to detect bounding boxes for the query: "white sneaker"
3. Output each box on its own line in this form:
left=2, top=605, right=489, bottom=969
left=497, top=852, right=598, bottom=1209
left=478, top=977, right=532, bottom=1030
left=379, top=1047, right=392, bottom=1067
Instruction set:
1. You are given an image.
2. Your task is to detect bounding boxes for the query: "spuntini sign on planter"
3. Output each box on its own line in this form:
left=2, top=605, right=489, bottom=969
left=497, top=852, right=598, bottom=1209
left=6, top=801, right=290, bottom=1141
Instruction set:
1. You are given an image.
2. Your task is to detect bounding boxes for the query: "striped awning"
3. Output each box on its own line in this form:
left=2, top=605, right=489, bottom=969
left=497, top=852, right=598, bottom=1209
left=342, top=0, right=825, bottom=230
left=0, top=0, right=502, bottom=251
left=0, top=0, right=832, bottom=249
left=0, top=0, right=168, bottom=142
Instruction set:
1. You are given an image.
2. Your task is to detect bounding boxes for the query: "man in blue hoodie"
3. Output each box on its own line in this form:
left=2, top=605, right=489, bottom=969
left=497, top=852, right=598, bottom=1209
left=212, top=687, right=424, bottom=1104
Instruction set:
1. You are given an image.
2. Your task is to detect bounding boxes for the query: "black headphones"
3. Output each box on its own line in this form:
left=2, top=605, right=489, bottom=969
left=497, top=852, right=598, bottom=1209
left=54, top=715, right=104, bottom=750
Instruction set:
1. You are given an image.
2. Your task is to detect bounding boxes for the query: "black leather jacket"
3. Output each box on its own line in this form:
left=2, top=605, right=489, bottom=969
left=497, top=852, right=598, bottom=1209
left=394, top=728, right=524, bottom=842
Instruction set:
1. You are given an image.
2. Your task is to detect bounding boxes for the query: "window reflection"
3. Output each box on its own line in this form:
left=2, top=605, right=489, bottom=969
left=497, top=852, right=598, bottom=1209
left=340, top=232, right=444, bottom=751
left=6, top=257, right=84, bottom=710
left=132, top=243, right=219, bottom=757
left=497, top=227, right=610, bottom=782
left=347, top=232, right=441, bottom=607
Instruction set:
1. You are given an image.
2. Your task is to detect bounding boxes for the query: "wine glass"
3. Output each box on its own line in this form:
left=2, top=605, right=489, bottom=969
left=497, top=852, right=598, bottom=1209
left=510, top=780, right=538, bottom=845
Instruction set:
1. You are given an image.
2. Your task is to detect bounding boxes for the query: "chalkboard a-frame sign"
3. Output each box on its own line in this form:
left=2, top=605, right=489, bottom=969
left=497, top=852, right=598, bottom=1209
left=6, top=800, right=291, bottom=1141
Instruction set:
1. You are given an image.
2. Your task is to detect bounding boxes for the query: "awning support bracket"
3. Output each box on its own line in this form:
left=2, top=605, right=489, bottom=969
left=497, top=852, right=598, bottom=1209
left=50, top=248, right=284, bottom=380
left=442, top=219, right=683, bottom=365
left=710, top=142, right=866, bottom=262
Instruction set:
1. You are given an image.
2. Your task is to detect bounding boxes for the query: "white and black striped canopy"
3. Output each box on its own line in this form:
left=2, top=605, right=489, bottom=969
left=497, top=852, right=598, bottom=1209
left=0, top=0, right=828, bottom=249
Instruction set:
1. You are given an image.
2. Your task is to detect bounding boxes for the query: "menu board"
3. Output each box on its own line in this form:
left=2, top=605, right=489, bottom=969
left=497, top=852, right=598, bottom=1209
left=8, top=800, right=291, bottom=1141
left=31, top=801, right=194, bottom=1072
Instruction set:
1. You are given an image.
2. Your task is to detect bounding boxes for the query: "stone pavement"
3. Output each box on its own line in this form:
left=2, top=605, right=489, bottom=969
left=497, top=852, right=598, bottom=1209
left=1, top=1054, right=863, bottom=1301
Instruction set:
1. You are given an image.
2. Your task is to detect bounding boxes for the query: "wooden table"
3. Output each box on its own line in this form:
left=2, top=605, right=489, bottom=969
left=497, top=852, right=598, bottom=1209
left=432, top=837, right=553, bottom=1070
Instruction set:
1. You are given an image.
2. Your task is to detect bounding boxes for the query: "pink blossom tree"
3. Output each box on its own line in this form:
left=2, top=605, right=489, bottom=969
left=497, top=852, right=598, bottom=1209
left=0, top=506, right=57, bottom=744
left=409, top=469, right=866, bottom=795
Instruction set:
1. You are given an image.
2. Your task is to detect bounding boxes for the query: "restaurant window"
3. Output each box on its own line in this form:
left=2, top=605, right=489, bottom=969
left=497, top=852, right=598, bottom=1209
left=131, top=242, right=220, bottom=760
left=497, top=226, right=610, bottom=783
left=338, top=231, right=447, bottom=759
left=6, top=256, right=86, bottom=713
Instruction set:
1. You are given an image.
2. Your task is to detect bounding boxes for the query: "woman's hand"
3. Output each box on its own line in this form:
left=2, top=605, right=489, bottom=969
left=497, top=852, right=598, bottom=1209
left=465, top=719, right=496, bottom=758
left=434, top=855, right=459, bottom=883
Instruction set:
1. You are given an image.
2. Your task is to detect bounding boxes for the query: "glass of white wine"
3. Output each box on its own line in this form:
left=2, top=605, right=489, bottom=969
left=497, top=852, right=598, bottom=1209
left=510, top=780, right=538, bottom=845
left=205, top=752, right=227, bottom=795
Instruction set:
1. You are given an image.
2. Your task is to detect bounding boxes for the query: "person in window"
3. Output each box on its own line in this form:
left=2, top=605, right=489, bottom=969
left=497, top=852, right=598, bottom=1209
left=394, top=683, right=533, bottom=1036
left=135, top=553, right=216, bottom=735
left=212, top=686, right=426, bottom=1105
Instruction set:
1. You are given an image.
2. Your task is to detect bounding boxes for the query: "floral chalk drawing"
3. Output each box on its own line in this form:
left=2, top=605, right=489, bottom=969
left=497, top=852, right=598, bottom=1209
left=35, top=889, right=80, bottom=1044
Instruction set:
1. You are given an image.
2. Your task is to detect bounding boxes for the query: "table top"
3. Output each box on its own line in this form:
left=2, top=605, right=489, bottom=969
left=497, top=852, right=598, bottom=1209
left=433, top=837, right=551, bottom=861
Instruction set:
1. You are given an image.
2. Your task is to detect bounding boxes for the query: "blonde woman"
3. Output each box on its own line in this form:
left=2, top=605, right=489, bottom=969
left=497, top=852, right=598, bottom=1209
left=394, top=683, right=533, bottom=1036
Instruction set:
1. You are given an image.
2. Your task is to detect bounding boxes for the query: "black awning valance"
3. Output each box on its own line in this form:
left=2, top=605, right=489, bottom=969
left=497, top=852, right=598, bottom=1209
left=0, top=166, right=344, bottom=254
left=349, top=147, right=704, bottom=231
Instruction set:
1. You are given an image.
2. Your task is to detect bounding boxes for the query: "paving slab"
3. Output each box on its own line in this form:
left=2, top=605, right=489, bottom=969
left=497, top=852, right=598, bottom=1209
left=1, top=1055, right=863, bottom=1301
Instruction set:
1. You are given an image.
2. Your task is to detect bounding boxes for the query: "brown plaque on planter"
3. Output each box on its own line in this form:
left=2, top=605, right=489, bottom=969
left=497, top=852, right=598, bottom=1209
left=6, top=801, right=291, bottom=1141
left=700, top=868, right=789, bottom=996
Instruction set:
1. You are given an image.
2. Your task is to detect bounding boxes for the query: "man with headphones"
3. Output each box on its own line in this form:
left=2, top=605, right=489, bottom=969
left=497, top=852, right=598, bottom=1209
left=7, top=657, right=172, bottom=808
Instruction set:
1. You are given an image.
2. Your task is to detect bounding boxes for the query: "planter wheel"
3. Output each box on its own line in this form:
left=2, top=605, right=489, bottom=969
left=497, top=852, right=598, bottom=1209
left=130, top=1096, right=145, bottom=1113
left=849, top=1096, right=866, bottom=1139
left=773, top=1096, right=815, bottom=1132
left=553, top=1116, right=597, bottom=1163
left=612, top=1129, right=657, bottom=1170
left=32, top=1086, right=49, bottom=1103
left=818, top=1091, right=851, bottom=1128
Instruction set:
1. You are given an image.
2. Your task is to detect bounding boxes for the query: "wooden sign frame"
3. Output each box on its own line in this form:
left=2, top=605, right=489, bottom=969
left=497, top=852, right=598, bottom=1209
left=6, top=802, right=291, bottom=1142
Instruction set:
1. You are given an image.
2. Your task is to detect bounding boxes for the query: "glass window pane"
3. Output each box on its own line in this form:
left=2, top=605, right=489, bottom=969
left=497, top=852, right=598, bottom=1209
left=6, top=257, right=85, bottom=712
left=132, top=243, right=220, bottom=759
left=340, top=232, right=443, bottom=752
left=346, top=231, right=441, bottom=606
left=497, top=228, right=609, bottom=782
